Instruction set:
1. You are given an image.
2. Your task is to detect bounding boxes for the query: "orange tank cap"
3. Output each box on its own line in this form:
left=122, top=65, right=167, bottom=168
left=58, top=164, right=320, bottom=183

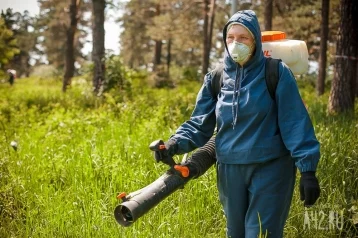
left=261, top=31, right=286, bottom=42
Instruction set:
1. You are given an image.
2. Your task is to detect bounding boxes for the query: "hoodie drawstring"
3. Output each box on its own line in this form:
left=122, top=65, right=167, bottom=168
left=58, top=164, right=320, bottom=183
left=232, top=66, right=243, bottom=129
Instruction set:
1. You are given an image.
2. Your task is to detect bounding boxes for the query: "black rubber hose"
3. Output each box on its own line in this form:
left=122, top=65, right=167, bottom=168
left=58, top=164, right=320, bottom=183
left=184, top=136, right=216, bottom=178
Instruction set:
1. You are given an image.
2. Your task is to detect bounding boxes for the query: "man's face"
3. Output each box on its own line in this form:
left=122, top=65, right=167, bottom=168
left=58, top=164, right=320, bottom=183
left=226, top=24, right=255, bottom=47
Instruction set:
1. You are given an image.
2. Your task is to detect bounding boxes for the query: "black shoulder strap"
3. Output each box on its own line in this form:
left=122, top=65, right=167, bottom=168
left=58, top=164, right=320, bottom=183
left=210, top=64, right=224, bottom=100
left=265, top=57, right=281, bottom=100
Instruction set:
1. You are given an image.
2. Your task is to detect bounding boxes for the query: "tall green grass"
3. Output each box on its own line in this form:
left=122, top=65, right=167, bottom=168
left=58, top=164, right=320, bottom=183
left=0, top=76, right=357, bottom=237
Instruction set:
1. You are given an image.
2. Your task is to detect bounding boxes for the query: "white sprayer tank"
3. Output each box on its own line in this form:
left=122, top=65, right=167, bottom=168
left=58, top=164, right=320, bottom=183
left=261, top=31, right=309, bottom=75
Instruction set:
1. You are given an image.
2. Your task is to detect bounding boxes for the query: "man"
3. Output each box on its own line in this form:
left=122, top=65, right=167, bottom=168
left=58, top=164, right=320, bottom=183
left=153, top=10, right=320, bottom=237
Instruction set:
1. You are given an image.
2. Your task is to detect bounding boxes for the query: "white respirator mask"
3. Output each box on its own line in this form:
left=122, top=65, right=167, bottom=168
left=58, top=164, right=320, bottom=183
left=228, top=41, right=254, bottom=65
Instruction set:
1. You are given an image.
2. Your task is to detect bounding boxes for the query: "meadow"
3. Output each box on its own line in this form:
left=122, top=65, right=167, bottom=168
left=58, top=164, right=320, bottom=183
left=0, top=74, right=357, bottom=238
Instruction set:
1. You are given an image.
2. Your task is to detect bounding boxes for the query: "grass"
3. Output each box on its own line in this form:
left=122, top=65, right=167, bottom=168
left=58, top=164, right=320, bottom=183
left=0, top=75, right=357, bottom=237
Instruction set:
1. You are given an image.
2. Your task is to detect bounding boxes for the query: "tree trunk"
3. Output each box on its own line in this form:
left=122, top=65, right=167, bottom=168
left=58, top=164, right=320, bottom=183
left=328, top=0, right=358, bottom=114
left=154, top=40, right=162, bottom=68
left=231, top=0, right=237, bottom=16
left=356, top=61, right=358, bottom=97
left=63, top=0, right=80, bottom=92
left=317, top=0, right=330, bottom=96
left=202, top=0, right=216, bottom=77
left=92, top=0, right=105, bottom=95
left=153, top=4, right=162, bottom=70
left=264, top=0, right=273, bottom=30
left=208, top=0, right=216, bottom=59
left=25, top=52, right=30, bottom=77
left=202, top=0, right=210, bottom=76
left=167, top=38, right=171, bottom=76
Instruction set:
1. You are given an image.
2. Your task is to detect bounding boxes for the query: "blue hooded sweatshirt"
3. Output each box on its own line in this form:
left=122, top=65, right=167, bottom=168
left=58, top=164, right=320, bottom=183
left=170, top=10, right=320, bottom=172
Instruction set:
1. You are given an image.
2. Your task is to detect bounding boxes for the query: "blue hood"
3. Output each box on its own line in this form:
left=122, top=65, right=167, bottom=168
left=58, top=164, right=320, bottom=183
left=223, top=10, right=264, bottom=72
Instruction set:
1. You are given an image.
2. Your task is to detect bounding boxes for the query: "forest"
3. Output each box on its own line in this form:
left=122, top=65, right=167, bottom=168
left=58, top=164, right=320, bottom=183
left=0, top=0, right=358, bottom=237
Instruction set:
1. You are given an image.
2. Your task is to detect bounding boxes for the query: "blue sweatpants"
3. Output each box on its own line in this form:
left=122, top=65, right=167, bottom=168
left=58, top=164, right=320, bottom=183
left=217, top=155, right=296, bottom=238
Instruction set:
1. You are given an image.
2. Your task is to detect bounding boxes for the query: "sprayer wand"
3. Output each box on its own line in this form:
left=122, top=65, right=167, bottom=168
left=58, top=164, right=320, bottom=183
left=114, top=137, right=217, bottom=227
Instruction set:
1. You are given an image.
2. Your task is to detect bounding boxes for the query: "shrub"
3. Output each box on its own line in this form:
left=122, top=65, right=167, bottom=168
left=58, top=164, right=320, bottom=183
left=105, top=55, right=132, bottom=93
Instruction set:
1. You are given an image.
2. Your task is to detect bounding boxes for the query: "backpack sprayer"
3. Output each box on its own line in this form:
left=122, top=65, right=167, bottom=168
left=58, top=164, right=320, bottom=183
left=114, top=138, right=216, bottom=227
left=261, top=31, right=309, bottom=75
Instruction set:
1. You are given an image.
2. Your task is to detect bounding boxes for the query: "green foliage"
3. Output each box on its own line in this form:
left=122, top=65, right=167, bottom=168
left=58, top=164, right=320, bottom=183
left=118, top=0, right=156, bottom=69
left=79, top=55, right=133, bottom=97
left=147, top=65, right=174, bottom=88
left=1, top=8, right=38, bottom=77
left=0, top=75, right=357, bottom=237
left=119, top=0, right=227, bottom=72
left=37, top=0, right=91, bottom=69
left=170, top=65, right=201, bottom=82
left=181, top=66, right=201, bottom=81
left=0, top=17, right=19, bottom=71
left=105, top=55, right=132, bottom=95
left=263, top=0, right=341, bottom=63
left=118, top=0, right=341, bottom=78
left=30, top=64, right=63, bottom=80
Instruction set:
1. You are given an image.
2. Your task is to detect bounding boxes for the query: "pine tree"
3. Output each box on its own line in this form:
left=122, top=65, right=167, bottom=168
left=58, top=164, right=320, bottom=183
left=119, top=0, right=156, bottom=69
left=202, top=0, right=216, bottom=76
left=328, top=0, right=358, bottom=113
left=63, top=0, right=82, bottom=92
left=0, top=16, right=19, bottom=73
left=270, top=0, right=340, bottom=64
left=264, top=0, right=273, bottom=30
left=1, top=9, right=37, bottom=77
left=38, top=0, right=89, bottom=71
left=92, top=0, right=106, bottom=95
left=119, top=0, right=221, bottom=74
left=317, top=0, right=330, bottom=95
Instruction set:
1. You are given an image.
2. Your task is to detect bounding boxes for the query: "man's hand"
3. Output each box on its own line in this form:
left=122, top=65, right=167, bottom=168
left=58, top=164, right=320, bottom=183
left=150, top=139, right=177, bottom=166
left=300, top=171, right=320, bottom=207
